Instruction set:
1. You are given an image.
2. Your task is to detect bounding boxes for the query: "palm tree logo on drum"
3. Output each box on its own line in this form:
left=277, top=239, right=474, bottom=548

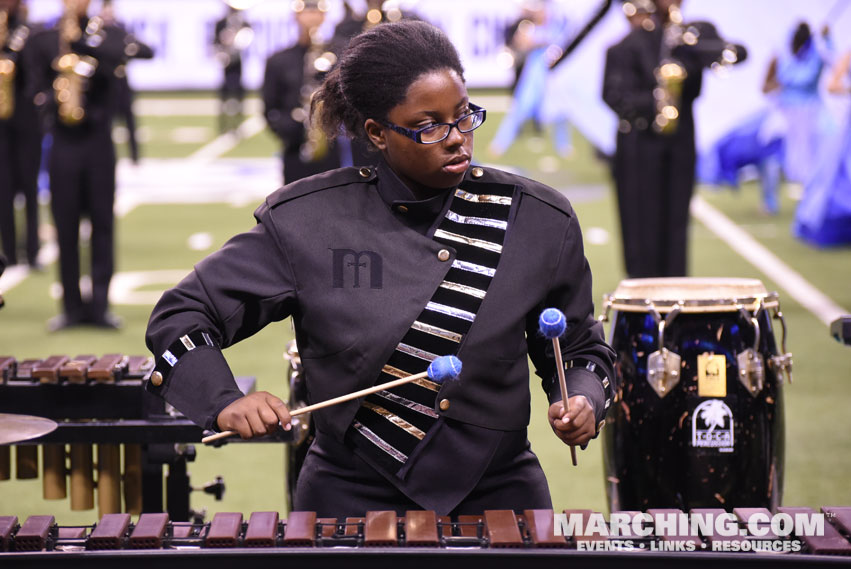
left=692, top=399, right=734, bottom=451
left=700, top=400, right=728, bottom=432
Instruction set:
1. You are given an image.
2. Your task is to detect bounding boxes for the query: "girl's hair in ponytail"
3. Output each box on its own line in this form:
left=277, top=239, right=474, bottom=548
left=311, top=19, right=464, bottom=145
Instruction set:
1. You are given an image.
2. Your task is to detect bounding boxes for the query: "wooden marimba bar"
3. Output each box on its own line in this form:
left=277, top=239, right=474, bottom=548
left=0, top=507, right=850, bottom=569
left=0, top=355, right=210, bottom=520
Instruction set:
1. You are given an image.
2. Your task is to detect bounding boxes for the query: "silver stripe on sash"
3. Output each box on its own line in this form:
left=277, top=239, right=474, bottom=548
left=445, top=210, right=508, bottom=230
left=363, top=401, right=427, bottom=439
left=451, top=259, right=496, bottom=277
left=454, top=188, right=513, bottom=205
left=376, top=390, right=440, bottom=418
left=411, top=320, right=463, bottom=343
left=440, top=280, right=487, bottom=299
left=381, top=365, right=441, bottom=391
left=425, top=301, right=476, bottom=322
left=396, top=342, right=438, bottom=362
left=352, top=421, right=408, bottom=463
left=434, top=229, right=503, bottom=253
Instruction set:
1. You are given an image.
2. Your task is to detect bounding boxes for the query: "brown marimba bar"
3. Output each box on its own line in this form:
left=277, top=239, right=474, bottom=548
left=1, top=507, right=850, bottom=555
left=0, top=354, right=153, bottom=516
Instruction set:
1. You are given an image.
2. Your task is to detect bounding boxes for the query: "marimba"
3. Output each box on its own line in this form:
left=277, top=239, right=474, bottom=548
left=0, top=508, right=849, bottom=569
left=0, top=355, right=261, bottom=520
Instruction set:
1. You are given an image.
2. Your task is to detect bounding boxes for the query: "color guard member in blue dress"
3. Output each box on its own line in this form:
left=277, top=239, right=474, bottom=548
left=794, top=50, right=851, bottom=247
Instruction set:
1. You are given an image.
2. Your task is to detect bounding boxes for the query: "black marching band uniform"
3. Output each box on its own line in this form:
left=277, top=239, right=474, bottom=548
left=146, top=162, right=616, bottom=517
left=0, top=4, right=41, bottom=268
left=29, top=8, right=152, bottom=329
left=602, top=2, right=745, bottom=278
left=214, top=7, right=251, bottom=135
left=262, top=0, right=412, bottom=185
left=262, top=30, right=342, bottom=184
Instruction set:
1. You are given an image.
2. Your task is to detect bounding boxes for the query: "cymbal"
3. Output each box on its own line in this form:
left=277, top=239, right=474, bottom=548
left=0, top=413, right=58, bottom=445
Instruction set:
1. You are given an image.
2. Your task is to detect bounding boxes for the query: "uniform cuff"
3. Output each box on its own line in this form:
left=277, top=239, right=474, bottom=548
left=146, top=346, right=243, bottom=431
left=547, top=367, right=608, bottom=429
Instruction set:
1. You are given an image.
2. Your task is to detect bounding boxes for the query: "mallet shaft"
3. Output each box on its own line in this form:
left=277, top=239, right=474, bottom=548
left=202, top=369, right=431, bottom=444
left=552, top=337, right=578, bottom=466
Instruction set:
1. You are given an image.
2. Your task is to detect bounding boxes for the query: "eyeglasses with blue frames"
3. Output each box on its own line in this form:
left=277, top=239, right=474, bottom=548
left=380, top=103, right=487, bottom=144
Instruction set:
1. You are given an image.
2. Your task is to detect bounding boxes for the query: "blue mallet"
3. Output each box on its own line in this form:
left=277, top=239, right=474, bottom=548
left=538, top=308, right=578, bottom=466
left=203, top=355, right=462, bottom=444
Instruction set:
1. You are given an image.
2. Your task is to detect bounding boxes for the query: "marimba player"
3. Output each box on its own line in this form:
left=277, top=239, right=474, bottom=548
left=146, top=20, right=615, bottom=519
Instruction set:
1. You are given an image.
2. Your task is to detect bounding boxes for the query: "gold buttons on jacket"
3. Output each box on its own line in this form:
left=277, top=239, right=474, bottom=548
left=358, top=167, right=372, bottom=178
left=150, top=371, right=163, bottom=387
left=437, top=249, right=451, bottom=262
left=439, top=399, right=450, bottom=411
left=397, top=205, right=409, bottom=213
left=597, top=420, right=606, bottom=433
left=471, top=167, right=484, bottom=179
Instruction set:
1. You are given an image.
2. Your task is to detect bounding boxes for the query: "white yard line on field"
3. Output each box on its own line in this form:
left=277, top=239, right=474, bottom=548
left=186, top=114, right=267, bottom=163
left=691, top=195, right=847, bottom=326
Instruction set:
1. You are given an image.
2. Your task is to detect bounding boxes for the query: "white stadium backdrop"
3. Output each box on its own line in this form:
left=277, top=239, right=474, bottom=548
left=23, top=0, right=851, bottom=154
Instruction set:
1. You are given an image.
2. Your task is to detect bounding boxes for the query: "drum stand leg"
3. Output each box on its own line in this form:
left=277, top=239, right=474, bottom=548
left=144, top=443, right=196, bottom=521
left=167, top=454, right=191, bottom=522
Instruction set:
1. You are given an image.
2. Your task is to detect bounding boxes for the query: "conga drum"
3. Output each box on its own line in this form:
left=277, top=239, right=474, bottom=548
left=600, top=278, right=793, bottom=512
left=282, top=340, right=314, bottom=512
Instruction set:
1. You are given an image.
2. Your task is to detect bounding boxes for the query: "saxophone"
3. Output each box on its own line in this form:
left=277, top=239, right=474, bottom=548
left=292, top=30, right=336, bottom=163
left=52, top=3, right=99, bottom=126
left=0, top=9, right=16, bottom=120
left=652, top=3, right=686, bottom=135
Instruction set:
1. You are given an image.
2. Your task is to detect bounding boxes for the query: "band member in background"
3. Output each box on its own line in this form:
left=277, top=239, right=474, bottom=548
left=147, top=20, right=614, bottom=519
left=0, top=0, right=41, bottom=269
left=488, top=0, right=572, bottom=158
left=262, top=0, right=341, bottom=184
left=101, top=0, right=141, bottom=164
left=763, top=22, right=834, bottom=187
left=330, top=0, right=409, bottom=55
left=327, top=0, right=415, bottom=170
left=29, top=0, right=152, bottom=331
left=213, top=3, right=252, bottom=135
left=602, top=0, right=745, bottom=278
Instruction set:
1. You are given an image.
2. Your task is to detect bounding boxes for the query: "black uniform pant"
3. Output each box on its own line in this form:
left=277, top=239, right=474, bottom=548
left=48, top=129, right=116, bottom=321
left=0, top=119, right=41, bottom=266
left=219, top=66, right=244, bottom=134
left=613, top=129, right=696, bottom=278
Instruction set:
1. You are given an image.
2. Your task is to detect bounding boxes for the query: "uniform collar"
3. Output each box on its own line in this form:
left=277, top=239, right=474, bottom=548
left=375, top=159, right=454, bottom=222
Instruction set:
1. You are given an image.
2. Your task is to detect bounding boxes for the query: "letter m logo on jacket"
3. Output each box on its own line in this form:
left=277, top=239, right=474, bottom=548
left=330, top=249, right=383, bottom=289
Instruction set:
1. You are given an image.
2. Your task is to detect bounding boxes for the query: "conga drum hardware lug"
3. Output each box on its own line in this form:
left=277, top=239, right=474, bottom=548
left=598, top=297, right=613, bottom=323
left=646, top=304, right=683, bottom=398
left=737, top=349, right=765, bottom=396
left=772, top=309, right=793, bottom=384
left=647, top=348, right=681, bottom=397
left=737, top=304, right=766, bottom=397
left=769, top=353, right=794, bottom=384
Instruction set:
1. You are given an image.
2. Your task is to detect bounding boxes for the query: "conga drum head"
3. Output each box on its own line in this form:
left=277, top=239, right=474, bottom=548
left=605, top=277, right=779, bottom=313
left=602, top=277, right=786, bottom=512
